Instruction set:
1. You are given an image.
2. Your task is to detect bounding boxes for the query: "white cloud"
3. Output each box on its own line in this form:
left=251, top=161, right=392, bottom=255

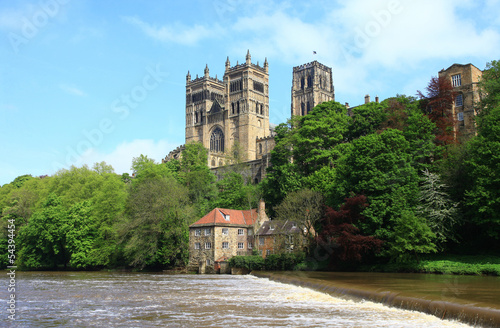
left=122, top=16, right=223, bottom=46
left=75, top=139, right=177, bottom=175
left=59, top=84, right=87, bottom=97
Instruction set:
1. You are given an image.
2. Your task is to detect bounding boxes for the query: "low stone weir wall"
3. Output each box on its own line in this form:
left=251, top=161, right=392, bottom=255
left=251, top=271, right=500, bottom=328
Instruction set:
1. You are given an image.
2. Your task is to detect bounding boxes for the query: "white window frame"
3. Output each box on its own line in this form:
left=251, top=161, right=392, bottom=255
left=238, top=242, right=244, bottom=249
left=205, top=242, right=212, bottom=249
left=455, top=94, right=463, bottom=107
left=248, top=242, right=253, bottom=249
left=238, top=229, right=244, bottom=236
left=259, top=237, right=264, bottom=246
left=204, top=228, right=211, bottom=236
left=457, top=112, right=464, bottom=121
left=452, top=74, right=461, bottom=87
left=222, top=228, right=229, bottom=235
left=194, top=242, right=201, bottom=250
left=222, top=242, right=229, bottom=249
left=195, top=229, right=201, bottom=236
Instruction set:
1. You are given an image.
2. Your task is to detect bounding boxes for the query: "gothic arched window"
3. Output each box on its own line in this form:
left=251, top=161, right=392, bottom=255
left=307, top=75, right=312, bottom=88
left=301, top=102, right=305, bottom=116
left=259, top=144, right=263, bottom=154
left=301, top=77, right=305, bottom=89
left=210, top=127, right=225, bottom=153
left=307, top=101, right=311, bottom=113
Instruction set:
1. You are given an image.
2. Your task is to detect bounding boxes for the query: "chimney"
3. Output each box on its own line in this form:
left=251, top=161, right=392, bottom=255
left=257, top=199, right=269, bottom=225
left=375, top=95, right=379, bottom=103
left=365, top=94, right=370, bottom=104
left=345, top=102, right=349, bottom=108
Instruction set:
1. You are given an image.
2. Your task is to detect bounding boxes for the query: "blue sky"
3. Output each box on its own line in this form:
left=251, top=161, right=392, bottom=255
left=1, top=0, right=499, bottom=185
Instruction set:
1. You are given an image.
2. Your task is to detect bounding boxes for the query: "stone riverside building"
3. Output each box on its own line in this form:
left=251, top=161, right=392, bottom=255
left=187, top=200, right=269, bottom=273
left=438, top=63, right=483, bottom=140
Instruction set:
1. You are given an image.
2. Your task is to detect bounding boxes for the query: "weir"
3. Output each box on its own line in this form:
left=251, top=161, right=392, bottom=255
left=252, top=271, right=500, bottom=328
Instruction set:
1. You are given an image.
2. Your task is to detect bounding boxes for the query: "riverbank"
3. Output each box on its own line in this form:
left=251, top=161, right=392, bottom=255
left=252, top=271, right=500, bottom=328
left=360, top=254, right=500, bottom=276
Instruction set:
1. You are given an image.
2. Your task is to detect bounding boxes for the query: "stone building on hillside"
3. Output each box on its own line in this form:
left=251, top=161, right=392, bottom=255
left=438, top=63, right=483, bottom=139
left=187, top=200, right=269, bottom=273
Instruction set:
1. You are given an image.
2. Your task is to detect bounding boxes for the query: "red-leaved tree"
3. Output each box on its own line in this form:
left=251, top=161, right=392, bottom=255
left=418, top=76, right=458, bottom=146
left=318, top=195, right=383, bottom=263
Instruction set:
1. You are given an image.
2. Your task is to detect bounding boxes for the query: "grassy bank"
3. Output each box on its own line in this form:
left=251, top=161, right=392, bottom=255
left=363, top=254, right=500, bottom=276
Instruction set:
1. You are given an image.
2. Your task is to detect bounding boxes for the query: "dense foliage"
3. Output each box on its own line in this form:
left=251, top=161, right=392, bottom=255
left=0, top=142, right=260, bottom=270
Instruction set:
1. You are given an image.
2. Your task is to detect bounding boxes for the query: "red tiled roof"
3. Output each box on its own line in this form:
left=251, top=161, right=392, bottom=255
left=190, top=208, right=258, bottom=227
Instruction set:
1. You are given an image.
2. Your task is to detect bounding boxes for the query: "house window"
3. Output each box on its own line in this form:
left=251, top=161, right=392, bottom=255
left=452, top=74, right=461, bottom=87
left=266, top=249, right=271, bottom=256
left=248, top=242, right=253, bottom=249
left=238, top=229, right=244, bottom=235
left=248, top=229, right=253, bottom=236
left=204, top=228, right=211, bottom=236
left=238, top=242, right=244, bottom=249
left=194, top=242, right=201, bottom=250
left=259, top=237, right=264, bottom=246
left=222, top=242, right=229, bottom=249
left=223, top=214, right=230, bottom=221
left=195, top=229, right=201, bottom=236
left=458, top=112, right=464, bottom=121
left=222, top=228, right=229, bottom=235
left=205, top=242, right=212, bottom=249
left=206, top=259, right=211, bottom=265
left=455, top=94, right=463, bottom=107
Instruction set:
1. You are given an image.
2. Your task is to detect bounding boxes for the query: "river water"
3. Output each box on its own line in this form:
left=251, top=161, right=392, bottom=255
left=1, top=271, right=482, bottom=327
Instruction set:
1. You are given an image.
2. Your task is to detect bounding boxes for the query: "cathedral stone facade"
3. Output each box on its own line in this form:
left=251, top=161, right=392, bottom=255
left=184, top=51, right=271, bottom=170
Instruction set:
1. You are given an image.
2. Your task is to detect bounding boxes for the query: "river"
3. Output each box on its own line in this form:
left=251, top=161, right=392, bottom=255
left=3, top=271, right=492, bottom=327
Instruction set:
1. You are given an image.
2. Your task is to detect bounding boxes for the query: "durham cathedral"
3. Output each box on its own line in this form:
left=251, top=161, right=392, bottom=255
left=163, top=50, right=335, bottom=183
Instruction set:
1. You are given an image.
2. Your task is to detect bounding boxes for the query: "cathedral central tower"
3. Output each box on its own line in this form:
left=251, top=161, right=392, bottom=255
left=291, top=61, right=334, bottom=117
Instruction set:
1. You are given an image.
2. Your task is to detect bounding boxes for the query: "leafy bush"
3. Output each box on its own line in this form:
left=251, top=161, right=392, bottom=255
left=229, top=253, right=306, bottom=271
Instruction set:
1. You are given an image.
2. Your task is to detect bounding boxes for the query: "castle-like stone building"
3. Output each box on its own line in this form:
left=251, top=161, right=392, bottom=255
left=438, top=63, right=483, bottom=139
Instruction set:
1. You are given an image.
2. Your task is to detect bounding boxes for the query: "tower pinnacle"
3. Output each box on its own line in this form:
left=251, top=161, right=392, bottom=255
left=246, top=49, right=251, bottom=65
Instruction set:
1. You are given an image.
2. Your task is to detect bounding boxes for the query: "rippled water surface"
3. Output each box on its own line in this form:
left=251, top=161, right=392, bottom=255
left=3, top=271, right=474, bottom=327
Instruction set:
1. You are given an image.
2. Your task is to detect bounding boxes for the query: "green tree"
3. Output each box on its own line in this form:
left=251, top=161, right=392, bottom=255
left=179, top=142, right=217, bottom=216
left=477, top=60, right=500, bottom=115
left=334, top=129, right=421, bottom=244
left=387, top=211, right=437, bottom=263
left=65, top=201, right=98, bottom=269
left=417, top=169, right=460, bottom=248
left=347, top=101, right=387, bottom=140
left=120, top=176, right=193, bottom=269
left=274, top=188, right=324, bottom=242
left=463, top=107, right=500, bottom=240
left=18, top=194, right=69, bottom=269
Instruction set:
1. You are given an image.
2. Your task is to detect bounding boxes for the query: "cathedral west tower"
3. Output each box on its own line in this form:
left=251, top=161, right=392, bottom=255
left=185, top=51, right=270, bottom=168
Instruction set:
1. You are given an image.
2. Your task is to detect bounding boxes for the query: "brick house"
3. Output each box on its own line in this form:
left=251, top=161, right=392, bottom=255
left=255, top=220, right=309, bottom=258
left=188, top=200, right=269, bottom=273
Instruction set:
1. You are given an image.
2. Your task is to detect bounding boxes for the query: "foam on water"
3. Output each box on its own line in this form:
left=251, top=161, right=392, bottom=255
left=4, top=271, right=476, bottom=328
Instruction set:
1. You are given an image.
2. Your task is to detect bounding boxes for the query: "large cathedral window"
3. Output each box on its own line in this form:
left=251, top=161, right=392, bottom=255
left=210, top=127, right=225, bottom=153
